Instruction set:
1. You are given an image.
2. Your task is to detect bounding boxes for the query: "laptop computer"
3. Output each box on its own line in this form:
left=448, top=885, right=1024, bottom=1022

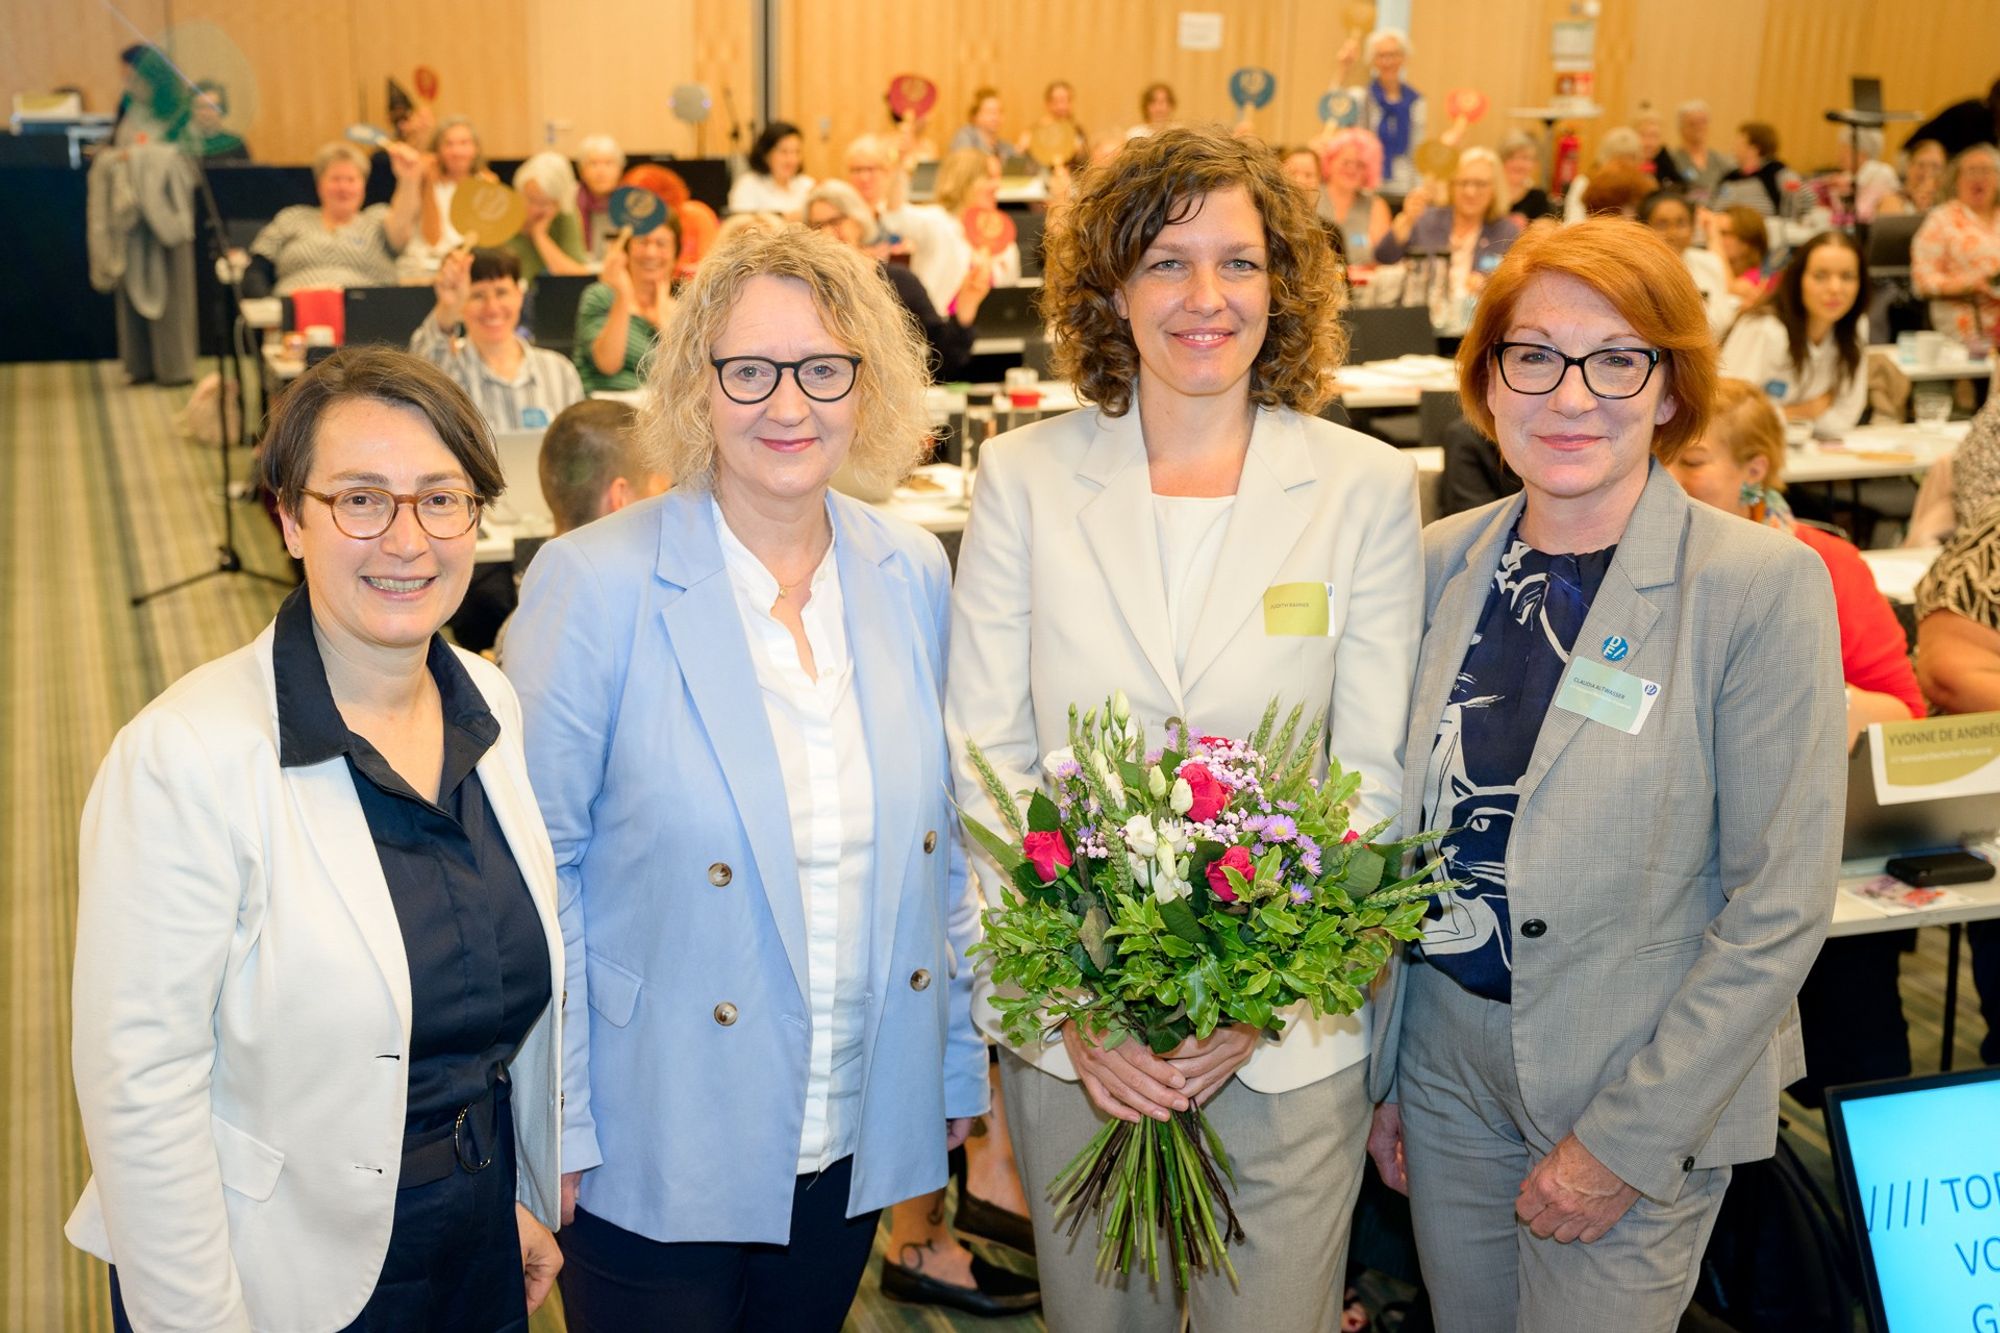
left=485, top=429, right=554, bottom=535
left=342, top=285, right=436, bottom=348
left=1823, top=1065, right=2000, bottom=1332
left=1841, top=730, right=2000, bottom=863
left=972, top=284, right=1045, bottom=342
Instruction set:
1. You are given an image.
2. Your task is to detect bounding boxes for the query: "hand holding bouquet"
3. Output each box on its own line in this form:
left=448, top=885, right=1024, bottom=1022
left=961, top=693, right=1450, bottom=1292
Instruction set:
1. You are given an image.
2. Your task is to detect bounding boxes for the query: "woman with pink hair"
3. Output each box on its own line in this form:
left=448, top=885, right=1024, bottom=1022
left=1318, top=127, right=1392, bottom=264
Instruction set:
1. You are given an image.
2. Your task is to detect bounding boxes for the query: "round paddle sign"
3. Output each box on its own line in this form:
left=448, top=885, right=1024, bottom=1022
left=449, top=178, right=526, bottom=247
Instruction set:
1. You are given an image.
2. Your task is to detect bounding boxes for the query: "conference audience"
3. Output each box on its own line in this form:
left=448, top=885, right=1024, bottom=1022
left=1377, top=147, right=1519, bottom=311
left=1706, top=204, right=1777, bottom=304
left=401, top=115, right=496, bottom=281
left=1713, top=120, right=1804, bottom=225
left=1912, top=144, right=2000, bottom=352
left=947, top=88, right=1007, bottom=157
left=412, top=248, right=583, bottom=434
left=1368, top=218, right=1842, bottom=1331
left=1720, top=231, right=1871, bottom=438
left=1499, top=131, right=1555, bottom=224
left=845, top=134, right=964, bottom=311
left=1128, top=81, right=1177, bottom=138
left=575, top=209, right=681, bottom=393
left=69, top=347, right=565, bottom=1331
left=934, top=148, right=1023, bottom=289
left=1668, top=377, right=1924, bottom=1108
left=1317, top=127, right=1394, bottom=265
left=623, top=163, right=719, bottom=277
left=575, top=133, right=626, bottom=258
left=1640, top=190, right=1736, bottom=336
left=1017, top=79, right=1088, bottom=169
left=1562, top=126, right=1644, bottom=223
left=244, top=140, right=424, bottom=297
left=506, top=151, right=590, bottom=282
left=1887, top=137, right=1947, bottom=215
left=728, top=120, right=816, bottom=218
left=805, top=179, right=980, bottom=383
left=948, top=125, right=1422, bottom=1333
left=1668, top=100, right=1735, bottom=200
left=507, top=227, right=986, bottom=1331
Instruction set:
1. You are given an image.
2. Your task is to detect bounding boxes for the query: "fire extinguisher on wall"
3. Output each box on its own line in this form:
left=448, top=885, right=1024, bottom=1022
left=1552, top=126, right=1582, bottom=194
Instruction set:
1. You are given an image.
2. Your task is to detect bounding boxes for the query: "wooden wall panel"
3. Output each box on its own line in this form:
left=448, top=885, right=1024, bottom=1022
left=1, top=0, right=169, bottom=123
left=348, top=0, right=534, bottom=157
left=163, top=0, right=356, bottom=166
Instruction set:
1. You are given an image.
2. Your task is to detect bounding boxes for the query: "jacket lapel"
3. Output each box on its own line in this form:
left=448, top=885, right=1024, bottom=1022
left=1515, top=463, right=1683, bottom=808
left=473, top=731, right=564, bottom=995
left=1403, top=495, right=1526, bottom=824
left=1075, top=411, right=1183, bottom=704
left=832, top=501, right=919, bottom=986
left=655, top=494, right=810, bottom=1007
left=1181, top=410, right=1316, bottom=693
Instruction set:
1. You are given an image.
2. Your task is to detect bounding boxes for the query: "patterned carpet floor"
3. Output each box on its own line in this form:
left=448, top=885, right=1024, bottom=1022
left=0, top=361, right=1985, bottom=1330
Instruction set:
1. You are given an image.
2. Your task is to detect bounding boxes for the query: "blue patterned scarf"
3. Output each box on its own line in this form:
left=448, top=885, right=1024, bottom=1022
left=1370, top=79, right=1419, bottom=168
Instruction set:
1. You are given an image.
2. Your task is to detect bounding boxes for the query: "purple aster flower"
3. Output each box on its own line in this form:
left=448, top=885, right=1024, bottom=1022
left=1263, top=815, right=1299, bottom=843
left=1290, top=885, right=1314, bottom=904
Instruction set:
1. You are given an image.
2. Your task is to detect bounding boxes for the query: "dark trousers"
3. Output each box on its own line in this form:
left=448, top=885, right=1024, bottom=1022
left=557, top=1156, right=881, bottom=1333
left=1971, top=919, right=2000, bottom=1066
left=1790, top=931, right=1914, bottom=1107
left=111, top=1088, right=526, bottom=1333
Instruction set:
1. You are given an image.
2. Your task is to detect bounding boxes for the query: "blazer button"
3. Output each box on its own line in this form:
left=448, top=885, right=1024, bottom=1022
left=909, top=968, right=932, bottom=992
left=923, top=830, right=938, bottom=854
left=708, top=862, right=733, bottom=887
left=1682, top=1155, right=1696, bottom=1172
left=713, top=1002, right=739, bottom=1026
left=1520, top=918, right=1548, bottom=938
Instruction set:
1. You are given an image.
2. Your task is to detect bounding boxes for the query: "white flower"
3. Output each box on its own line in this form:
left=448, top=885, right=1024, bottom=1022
left=1043, top=745, right=1076, bottom=773
left=1121, top=814, right=1159, bottom=858
left=1111, top=689, right=1131, bottom=724
left=1095, top=752, right=1127, bottom=806
left=1147, top=766, right=1169, bottom=800
left=1151, top=856, right=1192, bottom=904
left=1154, top=818, right=1191, bottom=852
left=1126, top=852, right=1153, bottom=887
left=1170, top=776, right=1194, bottom=816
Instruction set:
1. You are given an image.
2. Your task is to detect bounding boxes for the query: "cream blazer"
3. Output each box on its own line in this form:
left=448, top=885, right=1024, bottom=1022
left=66, top=623, right=563, bottom=1333
left=947, top=403, right=1424, bottom=1093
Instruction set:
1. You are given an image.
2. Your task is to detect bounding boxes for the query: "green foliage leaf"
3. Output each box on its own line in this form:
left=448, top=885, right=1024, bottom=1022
left=1157, top=895, right=1208, bottom=946
left=1027, top=790, right=1062, bottom=834
left=961, top=813, right=1027, bottom=874
left=1080, top=905, right=1114, bottom=970
left=1344, top=845, right=1386, bottom=893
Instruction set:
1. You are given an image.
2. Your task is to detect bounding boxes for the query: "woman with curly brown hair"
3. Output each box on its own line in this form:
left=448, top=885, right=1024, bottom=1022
left=945, top=125, right=1423, bottom=1330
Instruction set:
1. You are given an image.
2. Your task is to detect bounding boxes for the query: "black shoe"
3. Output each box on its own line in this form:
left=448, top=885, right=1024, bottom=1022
left=953, top=1145, right=1038, bottom=1255
left=879, top=1254, right=1041, bottom=1317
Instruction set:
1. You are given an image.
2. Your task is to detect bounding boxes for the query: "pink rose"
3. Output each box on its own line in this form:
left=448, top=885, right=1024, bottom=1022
left=1342, top=830, right=1361, bottom=844
left=1207, top=845, right=1253, bottom=902
left=1178, top=762, right=1227, bottom=822
left=1023, top=830, right=1073, bottom=882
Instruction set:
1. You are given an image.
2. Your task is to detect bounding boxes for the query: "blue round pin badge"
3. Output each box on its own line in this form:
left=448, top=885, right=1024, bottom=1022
left=1601, top=635, right=1629, bottom=662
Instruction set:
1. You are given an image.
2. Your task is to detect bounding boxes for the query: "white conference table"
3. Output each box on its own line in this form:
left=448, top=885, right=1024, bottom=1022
left=1332, top=355, right=1459, bottom=410
left=1782, top=421, right=1967, bottom=486
left=1869, top=343, right=1997, bottom=385
left=1833, top=853, right=2000, bottom=1070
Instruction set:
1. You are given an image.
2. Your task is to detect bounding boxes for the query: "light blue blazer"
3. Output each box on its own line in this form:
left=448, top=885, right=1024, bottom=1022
left=504, top=487, right=988, bottom=1245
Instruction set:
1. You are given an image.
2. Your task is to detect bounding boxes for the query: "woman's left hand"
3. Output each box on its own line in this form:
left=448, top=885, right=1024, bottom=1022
left=1164, top=1026, right=1260, bottom=1107
left=945, top=1117, right=976, bottom=1152
left=1515, top=1133, right=1640, bottom=1243
left=516, top=1202, right=563, bottom=1312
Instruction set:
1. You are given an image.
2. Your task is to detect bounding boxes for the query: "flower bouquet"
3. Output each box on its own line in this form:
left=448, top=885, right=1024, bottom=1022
left=961, top=693, right=1449, bottom=1292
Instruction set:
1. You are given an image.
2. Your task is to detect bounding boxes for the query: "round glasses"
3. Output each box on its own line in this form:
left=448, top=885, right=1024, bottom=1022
left=711, top=354, right=863, bottom=405
left=301, top=487, right=483, bottom=540
left=1492, top=342, right=1663, bottom=400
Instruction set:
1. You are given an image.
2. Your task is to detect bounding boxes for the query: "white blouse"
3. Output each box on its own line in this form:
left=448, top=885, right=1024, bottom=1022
left=726, top=171, right=816, bottom=217
left=1153, top=494, right=1236, bottom=672
left=713, top=500, right=874, bottom=1173
left=1719, top=311, right=1872, bottom=439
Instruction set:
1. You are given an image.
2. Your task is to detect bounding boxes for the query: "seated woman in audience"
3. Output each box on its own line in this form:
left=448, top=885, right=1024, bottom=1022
left=1017, top=80, right=1088, bottom=170
left=1912, top=144, right=2000, bottom=353
left=1714, top=121, right=1803, bottom=221
left=507, top=226, right=986, bottom=1333
left=1128, top=81, right=1177, bottom=138
left=934, top=148, right=1022, bottom=288
left=413, top=248, right=583, bottom=433
left=1666, top=377, right=1924, bottom=1106
left=575, top=134, right=626, bottom=259
left=509, top=151, right=590, bottom=282
left=1642, top=190, right=1736, bottom=336
left=948, top=88, right=1006, bottom=157
left=245, top=140, right=424, bottom=297
left=1281, top=144, right=1322, bottom=196
left=1579, top=162, right=1652, bottom=219
left=1884, top=137, right=1947, bottom=216
left=1705, top=204, right=1777, bottom=305
left=574, top=209, right=681, bottom=393
left=1947, top=395, right=2000, bottom=529
left=69, top=346, right=564, bottom=1332
left=1317, top=127, right=1394, bottom=266
left=805, top=179, right=984, bottom=383
left=1669, top=100, right=1735, bottom=202
left=1635, top=104, right=1674, bottom=183
left=1562, top=126, right=1644, bottom=223
left=728, top=120, right=816, bottom=218
left=400, top=116, right=498, bottom=282
left=1377, top=146, right=1519, bottom=307
left=1499, top=131, right=1554, bottom=224
left=1721, top=231, right=1870, bottom=438
left=1840, top=127, right=1905, bottom=224
left=625, top=163, right=719, bottom=279
left=190, top=81, right=249, bottom=162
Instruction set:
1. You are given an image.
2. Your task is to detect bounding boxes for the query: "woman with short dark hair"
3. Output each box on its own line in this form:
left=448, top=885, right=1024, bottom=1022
left=729, top=120, right=816, bottom=218
left=69, top=346, right=565, bottom=1331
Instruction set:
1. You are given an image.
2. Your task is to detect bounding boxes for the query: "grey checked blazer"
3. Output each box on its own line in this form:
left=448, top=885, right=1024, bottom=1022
left=1368, top=461, right=1845, bottom=1203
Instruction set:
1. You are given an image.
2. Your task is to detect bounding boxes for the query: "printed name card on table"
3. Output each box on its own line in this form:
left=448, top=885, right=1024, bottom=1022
left=1869, top=712, right=2000, bottom=807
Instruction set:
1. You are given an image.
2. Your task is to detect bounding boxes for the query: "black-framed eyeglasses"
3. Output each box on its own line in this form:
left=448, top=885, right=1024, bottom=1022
left=301, top=486, right=482, bottom=540
left=711, top=354, right=863, bottom=405
left=1492, top=342, right=1664, bottom=400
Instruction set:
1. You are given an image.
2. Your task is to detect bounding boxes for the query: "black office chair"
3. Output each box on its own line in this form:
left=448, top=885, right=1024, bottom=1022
left=1015, top=210, right=1047, bottom=279
left=1863, top=213, right=1931, bottom=344
left=527, top=275, right=593, bottom=358
left=1346, top=306, right=1437, bottom=365
left=1864, top=213, right=1921, bottom=282
left=342, top=285, right=436, bottom=348
left=1418, top=389, right=1464, bottom=443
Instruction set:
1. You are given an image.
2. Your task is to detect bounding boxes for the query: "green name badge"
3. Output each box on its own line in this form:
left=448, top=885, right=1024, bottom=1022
left=1264, top=582, right=1335, bottom=637
left=1552, top=654, right=1660, bottom=735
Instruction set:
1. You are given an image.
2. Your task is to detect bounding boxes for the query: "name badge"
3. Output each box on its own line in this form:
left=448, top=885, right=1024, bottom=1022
left=521, top=406, right=550, bottom=429
left=1263, top=582, right=1336, bottom=637
left=1552, top=655, right=1660, bottom=735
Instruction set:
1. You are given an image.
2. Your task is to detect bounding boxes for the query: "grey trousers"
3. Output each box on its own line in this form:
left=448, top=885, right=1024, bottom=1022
left=115, top=241, right=197, bottom=386
left=999, top=1046, right=1370, bottom=1333
left=1397, top=961, right=1731, bottom=1333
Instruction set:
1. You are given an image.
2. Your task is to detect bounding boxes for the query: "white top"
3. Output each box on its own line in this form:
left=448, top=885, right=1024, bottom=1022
left=712, top=499, right=874, bottom=1173
left=1153, top=494, right=1235, bottom=671
left=1720, top=311, right=1872, bottom=439
left=395, top=180, right=467, bottom=281
left=877, top=202, right=972, bottom=311
left=1682, top=246, right=1740, bottom=339
left=727, top=171, right=816, bottom=217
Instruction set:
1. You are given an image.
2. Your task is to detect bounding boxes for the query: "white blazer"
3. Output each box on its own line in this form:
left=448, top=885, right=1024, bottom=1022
left=946, top=404, right=1424, bottom=1093
left=66, top=621, right=564, bottom=1333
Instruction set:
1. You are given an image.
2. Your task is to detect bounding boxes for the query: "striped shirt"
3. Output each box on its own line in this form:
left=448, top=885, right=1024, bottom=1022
left=572, top=281, right=662, bottom=393
left=249, top=205, right=401, bottom=295
left=409, top=314, right=583, bottom=434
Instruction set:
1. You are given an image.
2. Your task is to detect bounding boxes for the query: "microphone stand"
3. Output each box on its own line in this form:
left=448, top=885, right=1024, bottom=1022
left=132, top=141, right=292, bottom=605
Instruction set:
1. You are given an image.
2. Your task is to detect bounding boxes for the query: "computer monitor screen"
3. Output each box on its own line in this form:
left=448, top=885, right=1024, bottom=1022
left=1823, top=1066, right=2000, bottom=1332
